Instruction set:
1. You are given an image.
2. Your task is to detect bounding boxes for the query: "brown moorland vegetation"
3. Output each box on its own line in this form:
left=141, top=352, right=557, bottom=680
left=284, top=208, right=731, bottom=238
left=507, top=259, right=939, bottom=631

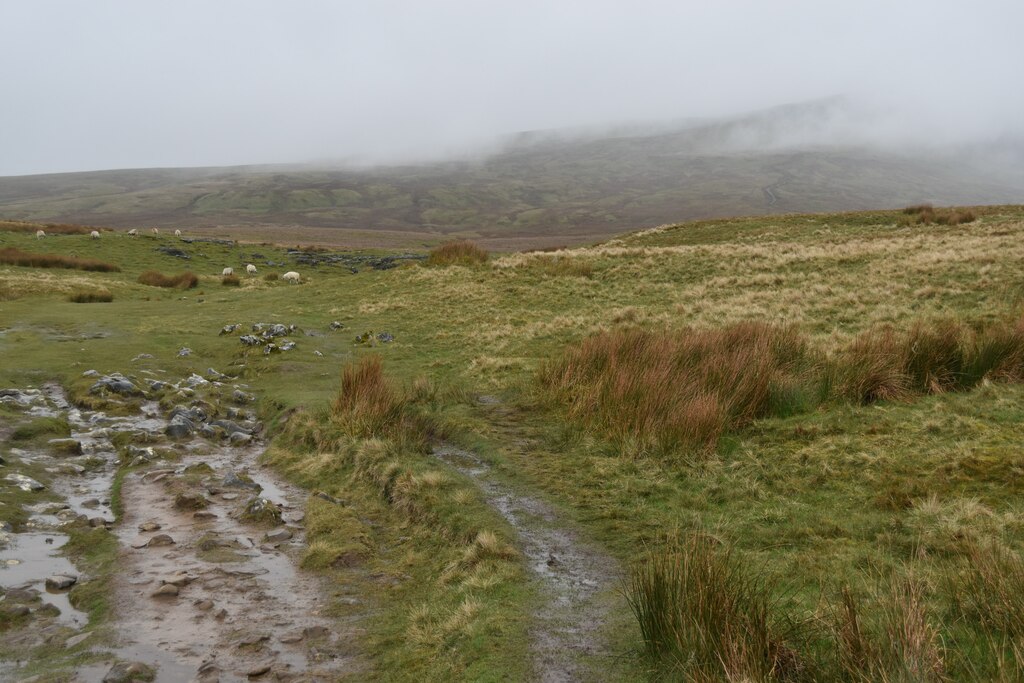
left=136, top=270, right=199, bottom=289
left=68, top=288, right=113, bottom=303
left=0, top=246, right=120, bottom=272
left=426, top=240, right=489, bottom=267
left=541, top=314, right=1024, bottom=455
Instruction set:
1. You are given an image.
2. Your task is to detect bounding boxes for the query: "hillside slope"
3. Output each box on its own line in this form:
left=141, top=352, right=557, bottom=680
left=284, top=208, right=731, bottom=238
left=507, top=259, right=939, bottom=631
left=1, top=100, right=1020, bottom=248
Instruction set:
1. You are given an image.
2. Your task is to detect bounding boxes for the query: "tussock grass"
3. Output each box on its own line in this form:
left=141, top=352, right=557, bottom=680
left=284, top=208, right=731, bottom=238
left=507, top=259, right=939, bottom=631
left=0, top=247, right=120, bottom=272
left=68, top=288, right=113, bottom=303
left=137, top=270, right=199, bottom=289
left=538, top=323, right=817, bottom=455
left=948, top=543, right=1024, bottom=639
left=834, top=577, right=946, bottom=682
left=331, top=356, right=411, bottom=439
left=830, top=314, right=1024, bottom=403
left=627, top=534, right=805, bottom=680
left=901, top=204, right=977, bottom=226
left=541, top=314, right=1024, bottom=456
left=263, top=272, right=279, bottom=281
left=221, top=273, right=241, bottom=286
left=426, top=240, right=489, bottom=266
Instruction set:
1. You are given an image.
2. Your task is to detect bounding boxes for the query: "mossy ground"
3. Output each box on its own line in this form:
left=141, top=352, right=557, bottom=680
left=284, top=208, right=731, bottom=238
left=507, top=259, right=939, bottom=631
left=2, top=205, right=1024, bottom=679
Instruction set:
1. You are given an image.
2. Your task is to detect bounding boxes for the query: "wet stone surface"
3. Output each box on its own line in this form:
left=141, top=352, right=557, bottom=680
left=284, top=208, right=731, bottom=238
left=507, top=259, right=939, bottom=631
left=0, top=379, right=364, bottom=682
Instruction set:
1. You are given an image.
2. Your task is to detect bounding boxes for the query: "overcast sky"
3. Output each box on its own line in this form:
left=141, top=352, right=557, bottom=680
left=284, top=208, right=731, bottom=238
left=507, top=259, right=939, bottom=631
left=1, top=0, right=1022, bottom=176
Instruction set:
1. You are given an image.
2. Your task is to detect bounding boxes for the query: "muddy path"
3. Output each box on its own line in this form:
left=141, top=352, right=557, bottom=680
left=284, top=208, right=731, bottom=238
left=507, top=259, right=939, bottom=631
left=0, top=377, right=365, bottom=682
left=434, top=431, right=626, bottom=682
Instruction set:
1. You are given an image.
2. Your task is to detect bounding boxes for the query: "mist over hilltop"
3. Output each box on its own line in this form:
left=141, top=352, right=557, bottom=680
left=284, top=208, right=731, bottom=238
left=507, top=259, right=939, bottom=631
left=1, top=1, right=1022, bottom=176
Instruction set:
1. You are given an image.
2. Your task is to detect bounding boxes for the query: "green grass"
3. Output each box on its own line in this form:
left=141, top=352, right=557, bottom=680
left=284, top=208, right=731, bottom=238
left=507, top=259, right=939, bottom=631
left=2, top=206, right=1024, bottom=679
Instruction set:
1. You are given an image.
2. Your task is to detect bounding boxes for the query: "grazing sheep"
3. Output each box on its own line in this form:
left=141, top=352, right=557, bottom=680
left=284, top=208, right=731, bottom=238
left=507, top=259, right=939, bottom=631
left=222, top=267, right=234, bottom=276
left=174, top=229, right=182, bottom=237
left=90, top=230, right=100, bottom=239
left=246, top=264, right=257, bottom=274
left=282, top=271, right=301, bottom=283
left=150, top=227, right=159, bottom=235
left=35, top=230, right=45, bottom=239
left=127, top=229, right=138, bottom=237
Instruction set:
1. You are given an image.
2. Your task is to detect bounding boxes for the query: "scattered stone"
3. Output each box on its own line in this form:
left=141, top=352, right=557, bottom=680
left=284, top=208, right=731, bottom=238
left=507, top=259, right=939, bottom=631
left=131, top=353, right=154, bottom=362
left=241, top=497, right=283, bottom=525
left=102, top=661, right=154, bottom=683
left=159, top=572, right=193, bottom=587
left=165, top=415, right=194, bottom=439
left=329, top=321, right=345, bottom=330
left=279, top=631, right=304, bottom=643
left=239, top=335, right=262, bottom=346
left=215, top=608, right=228, bottom=620
left=246, top=662, right=272, bottom=678
left=195, top=599, right=215, bottom=611
left=138, top=521, right=161, bottom=532
left=221, top=492, right=239, bottom=501
left=194, top=510, right=218, bottom=520
left=89, top=373, right=141, bottom=396
left=66, top=632, right=91, bottom=648
left=223, top=471, right=262, bottom=491
left=184, top=373, right=209, bottom=387
left=264, top=528, right=293, bottom=544
left=177, top=347, right=192, bottom=357
left=220, top=323, right=241, bottom=335
left=151, top=583, right=180, bottom=598
left=142, top=533, right=175, bottom=548
left=207, top=367, right=227, bottom=380
left=175, top=492, right=209, bottom=510
left=278, top=340, right=296, bottom=351
left=5, top=473, right=45, bottom=492
left=89, top=516, right=108, bottom=528
left=232, top=389, right=254, bottom=404
left=376, top=331, right=394, bottom=343
left=45, top=574, right=77, bottom=590
left=157, top=245, right=190, bottom=259
left=313, top=350, right=324, bottom=357
left=82, top=369, right=100, bottom=377
left=229, top=432, right=252, bottom=445
left=82, top=498, right=101, bottom=509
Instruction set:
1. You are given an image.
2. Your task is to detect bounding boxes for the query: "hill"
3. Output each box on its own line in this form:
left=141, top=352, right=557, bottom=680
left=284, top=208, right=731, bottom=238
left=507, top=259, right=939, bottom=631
left=0, top=99, right=1021, bottom=249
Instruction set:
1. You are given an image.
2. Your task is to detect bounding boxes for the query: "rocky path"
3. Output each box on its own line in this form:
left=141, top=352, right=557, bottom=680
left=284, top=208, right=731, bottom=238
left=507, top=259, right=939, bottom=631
left=0, top=374, right=363, bottom=682
left=434, top=426, right=626, bottom=682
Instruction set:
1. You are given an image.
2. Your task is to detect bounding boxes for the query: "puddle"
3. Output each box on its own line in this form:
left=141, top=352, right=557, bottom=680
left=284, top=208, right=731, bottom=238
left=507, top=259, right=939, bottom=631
left=0, top=532, right=89, bottom=628
left=434, top=444, right=620, bottom=682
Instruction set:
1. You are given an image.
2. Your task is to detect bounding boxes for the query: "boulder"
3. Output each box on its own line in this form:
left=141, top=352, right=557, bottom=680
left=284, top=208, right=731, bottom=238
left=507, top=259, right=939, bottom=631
left=165, top=416, right=194, bottom=439
left=102, top=661, right=155, bottom=683
left=45, top=574, right=77, bottom=590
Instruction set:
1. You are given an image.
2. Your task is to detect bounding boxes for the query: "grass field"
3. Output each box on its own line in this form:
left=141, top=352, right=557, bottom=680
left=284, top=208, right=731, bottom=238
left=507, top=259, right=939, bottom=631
left=2, top=204, right=1024, bottom=680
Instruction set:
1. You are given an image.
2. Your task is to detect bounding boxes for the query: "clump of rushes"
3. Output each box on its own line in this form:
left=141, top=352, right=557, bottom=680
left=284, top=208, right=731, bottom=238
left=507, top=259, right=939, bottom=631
left=68, top=288, right=113, bottom=303
left=0, top=246, right=120, bottom=272
left=627, top=534, right=806, bottom=681
left=137, top=270, right=199, bottom=289
left=331, top=356, right=412, bottom=438
left=263, top=272, right=279, bottom=282
left=829, top=314, right=1024, bottom=403
left=426, top=240, right=489, bottom=266
left=538, top=322, right=818, bottom=455
left=221, top=273, right=241, bottom=286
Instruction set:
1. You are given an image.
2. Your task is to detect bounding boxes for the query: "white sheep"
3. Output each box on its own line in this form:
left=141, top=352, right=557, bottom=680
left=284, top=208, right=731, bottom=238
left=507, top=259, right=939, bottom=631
left=90, top=230, right=100, bottom=239
left=282, top=271, right=301, bottom=283
left=35, top=230, right=45, bottom=239
left=150, top=227, right=159, bottom=235
left=127, top=229, right=138, bottom=237
left=222, top=267, right=234, bottom=276
left=246, top=264, right=257, bottom=274
left=174, top=229, right=182, bottom=237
